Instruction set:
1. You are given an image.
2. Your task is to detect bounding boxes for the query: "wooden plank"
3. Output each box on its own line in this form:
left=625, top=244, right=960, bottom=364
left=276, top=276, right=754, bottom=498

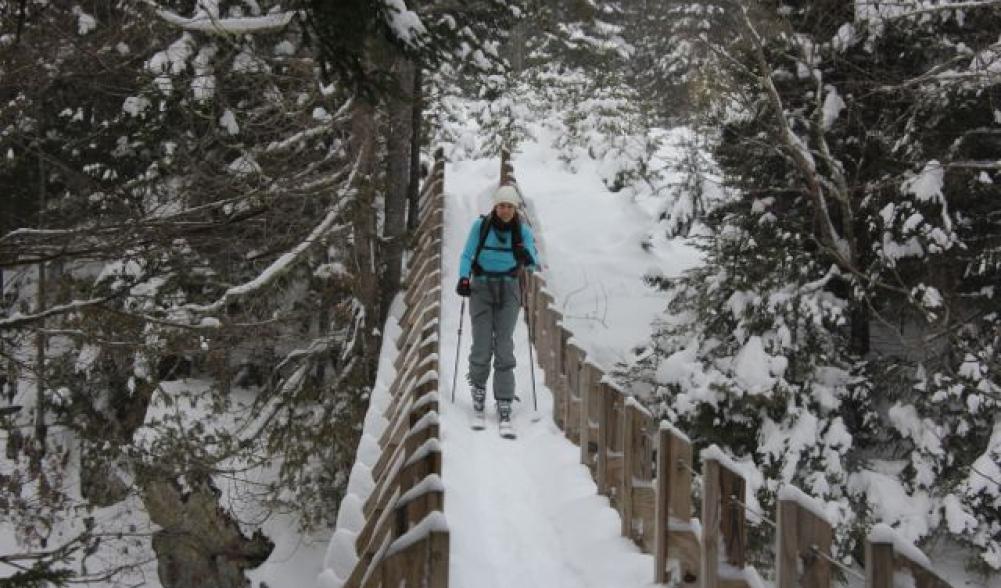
left=672, top=437, right=693, bottom=519
left=558, top=327, right=571, bottom=432
left=602, top=385, right=624, bottom=506
left=621, top=404, right=636, bottom=539
left=542, top=300, right=553, bottom=384
left=896, top=552, right=952, bottom=588
left=633, top=485, right=656, bottom=552
left=701, top=458, right=721, bottom=588
left=866, top=540, right=894, bottom=588
left=654, top=427, right=671, bottom=584
left=668, top=526, right=701, bottom=586
left=565, top=344, right=582, bottom=444
left=578, top=357, right=591, bottom=466
left=775, top=500, right=798, bottom=588
left=596, top=384, right=610, bottom=496
left=428, top=531, right=450, bottom=588
left=585, top=364, right=604, bottom=474
left=557, top=374, right=570, bottom=434
left=567, top=393, right=581, bottom=444
left=800, top=508, right=832, bottom=588
left=719, top=468, right=747, bottom=568
left=632, top=416, right=656, bottom=551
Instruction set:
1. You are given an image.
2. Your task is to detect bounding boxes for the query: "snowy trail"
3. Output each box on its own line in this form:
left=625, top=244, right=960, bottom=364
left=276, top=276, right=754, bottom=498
left=439, top=157, right=655, bottom=588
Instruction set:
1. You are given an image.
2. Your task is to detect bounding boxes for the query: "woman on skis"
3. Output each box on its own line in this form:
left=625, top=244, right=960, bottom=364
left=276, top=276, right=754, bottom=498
left=455, top=184, right=539, bottom=436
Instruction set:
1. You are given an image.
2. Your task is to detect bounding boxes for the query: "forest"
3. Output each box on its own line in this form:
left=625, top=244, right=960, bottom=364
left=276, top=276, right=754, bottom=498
left=1, top=0, right=1000, bottom=586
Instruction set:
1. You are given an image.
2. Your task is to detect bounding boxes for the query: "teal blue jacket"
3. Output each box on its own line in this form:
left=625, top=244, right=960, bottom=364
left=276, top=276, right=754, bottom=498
left=459, top=216, right=538, bottom=279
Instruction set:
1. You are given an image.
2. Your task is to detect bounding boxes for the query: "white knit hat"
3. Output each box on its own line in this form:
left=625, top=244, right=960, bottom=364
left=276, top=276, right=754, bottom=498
left=492, top=184, right=520, bottom=208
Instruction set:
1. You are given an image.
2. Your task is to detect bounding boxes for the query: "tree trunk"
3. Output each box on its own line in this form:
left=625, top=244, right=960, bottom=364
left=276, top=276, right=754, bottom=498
left=509, top=21, right=529, bottom=74
left=407, top=66, right=423, bottom=233
left=141, top=473, right=274, bottom=588
left=350, top=98, right=382, bottom=379
left=34, top=153, right=46, bottom=459
left=381, top=55, right=415, bottom=323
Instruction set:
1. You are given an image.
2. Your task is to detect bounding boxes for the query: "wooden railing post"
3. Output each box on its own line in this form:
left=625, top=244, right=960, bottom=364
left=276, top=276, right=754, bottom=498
left=775, top=486, right=833, bottom=588
left=543, top=305, right=556, bottom=385
left=721, top=469, right=747, bottom=569
left=565, top=342, right=583, bottom=444
left=655, top=423, right=697, bottom=584
left=596, top=383, right=611, bottom=495
left=429, top=530, right=449, bottom=588
left=500, top=147, right=514, bottom=185
left=864, top=524, right=952, bottom=588
left=865, top=538, right=894, bottom=588
left=700, top=447, right=753, bottom=587
left=557, top=326, right=572, bottom=434
left=578, top=360, right=592, bottom=467
left=621, top=401, right=636, bottom=538
left=585, top=364, right=602, bottom=474
left=701, top=456, right=721, bottom=588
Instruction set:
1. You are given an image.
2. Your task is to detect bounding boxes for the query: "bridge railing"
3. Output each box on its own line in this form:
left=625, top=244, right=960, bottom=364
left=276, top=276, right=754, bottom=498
left=337, top=149, right=449, bottom=588
left=509, top=152, right=954, bottom=588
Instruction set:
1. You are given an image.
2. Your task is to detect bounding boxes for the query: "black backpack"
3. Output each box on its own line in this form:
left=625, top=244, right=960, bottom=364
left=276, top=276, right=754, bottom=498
left=471, top=213, right=523, bottom=277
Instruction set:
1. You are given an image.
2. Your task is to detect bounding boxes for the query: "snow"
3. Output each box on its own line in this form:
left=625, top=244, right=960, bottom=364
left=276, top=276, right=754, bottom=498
left=397, top=474, right=446, bottom=508
left=146, top=33, right=194, bottom=95
left=384, top=511, right=448, bottom=558
left=777, top=485, right=832, bottom=525
left=220, top=109, right=240, bottom=135
left=73, top=6, right=97, bottom=35
left=969, top=422, right=1001, bottom=495
left=869, top=523, right=933, bottom=570
left=659, top=420, right=691, bottom=444
left=732, top=336, right=776, bottom=394
left=383, top=0, right=427, bottom=48
left=490, top=125, right=701, bottom=372
left=75, top=343, right=101, bottom=374
left=155, top=8, right=296, bottom=34
left=902, top=161, right=945, bottom=205
left=848, top=470, right=935, bottom=544
left=942, top=493, right=978, bottom=535
left=123, top=96, right=151, bottom=117
left=405, top=438, right=442, bottom=467
left=821, top=87, right=846, bottom=130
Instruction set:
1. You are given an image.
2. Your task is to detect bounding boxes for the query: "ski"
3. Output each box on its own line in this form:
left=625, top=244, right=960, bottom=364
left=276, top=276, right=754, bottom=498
left=470, top=410, right=486, bottom=431
left=498, top=420, right=516, bottom=439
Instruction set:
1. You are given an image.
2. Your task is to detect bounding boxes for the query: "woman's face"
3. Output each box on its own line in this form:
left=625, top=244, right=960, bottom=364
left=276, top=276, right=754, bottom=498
left=495, top=202, right=516, bottom=223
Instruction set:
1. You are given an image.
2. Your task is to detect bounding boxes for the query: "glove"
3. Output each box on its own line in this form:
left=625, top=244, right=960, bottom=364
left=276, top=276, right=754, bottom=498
left=456, top=277, right=471, bottom=297
left=514, top=244, right=534, bottom=267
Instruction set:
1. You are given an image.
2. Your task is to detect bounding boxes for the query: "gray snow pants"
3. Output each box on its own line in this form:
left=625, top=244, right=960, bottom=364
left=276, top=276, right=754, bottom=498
left=467, top=277, right=522, bottom=401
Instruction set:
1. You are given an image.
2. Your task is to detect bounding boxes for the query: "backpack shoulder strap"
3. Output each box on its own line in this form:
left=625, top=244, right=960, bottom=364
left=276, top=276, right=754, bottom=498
left=471, top=214, right=492, bottom=273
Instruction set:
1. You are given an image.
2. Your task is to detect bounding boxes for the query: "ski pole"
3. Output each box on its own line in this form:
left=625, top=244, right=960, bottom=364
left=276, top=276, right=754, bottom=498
left=526, top=310, right=537, bottom=412
left=519, top=270, right=538, bottom=412
left=450, top=298, right=466, bottom=404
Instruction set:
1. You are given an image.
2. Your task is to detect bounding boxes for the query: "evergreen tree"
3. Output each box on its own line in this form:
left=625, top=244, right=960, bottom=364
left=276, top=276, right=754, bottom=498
left=631, top=0, right=1001, bottom=571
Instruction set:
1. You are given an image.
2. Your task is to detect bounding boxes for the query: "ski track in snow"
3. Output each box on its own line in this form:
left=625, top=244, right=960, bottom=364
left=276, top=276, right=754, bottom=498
left=440, top=156, right=655, bottom=588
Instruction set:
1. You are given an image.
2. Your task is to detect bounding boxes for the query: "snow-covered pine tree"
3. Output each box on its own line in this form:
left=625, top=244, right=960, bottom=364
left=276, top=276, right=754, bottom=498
left=631, top=0, right=1001, bottom=573
left=1, top=0, right=535, bottom=583
left=0, top=1, right=381, bottom=583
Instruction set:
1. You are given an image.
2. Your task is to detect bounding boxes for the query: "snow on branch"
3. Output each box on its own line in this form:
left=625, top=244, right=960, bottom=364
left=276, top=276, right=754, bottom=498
left=885, top=0, right=1001, bottom=21
left=383, top=0, right=427, bottom=48
left=145, top=0, right=298, bottom=35
left=0, top=295, right=119, bottom=329
left=181, top=154, right=362, bottom=315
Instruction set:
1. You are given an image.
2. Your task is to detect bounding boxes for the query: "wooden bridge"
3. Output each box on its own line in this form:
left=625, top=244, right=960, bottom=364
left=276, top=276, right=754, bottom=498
left=327, top=150, right=957, bottom=588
